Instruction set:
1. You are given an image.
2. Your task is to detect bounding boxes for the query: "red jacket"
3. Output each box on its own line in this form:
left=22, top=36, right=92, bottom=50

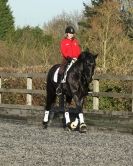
left=60, top=38, right=81, bottom=59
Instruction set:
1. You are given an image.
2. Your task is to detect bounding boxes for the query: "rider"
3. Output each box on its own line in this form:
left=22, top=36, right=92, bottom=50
left=56, top=26, right=81, bottom=95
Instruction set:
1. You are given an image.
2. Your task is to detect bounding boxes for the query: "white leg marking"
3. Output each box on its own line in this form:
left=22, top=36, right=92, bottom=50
left=65, top=112, right=70, bottom=124
left=43, top=111, right=49, bottom=122
left=79, top=113, right=84, bottom=124
left=71, top=118, right=79, bottom=129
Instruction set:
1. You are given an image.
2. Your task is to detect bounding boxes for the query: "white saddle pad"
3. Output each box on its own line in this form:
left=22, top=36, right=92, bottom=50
left=53, top=59, right=77, bottom=83
left=53, top=67, right=66, bottom=83
left=53, top=67, right=59, bottom=83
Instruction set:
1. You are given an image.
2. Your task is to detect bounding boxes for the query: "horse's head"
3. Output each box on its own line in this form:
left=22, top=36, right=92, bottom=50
left=79, top=50, right=98, bottom=82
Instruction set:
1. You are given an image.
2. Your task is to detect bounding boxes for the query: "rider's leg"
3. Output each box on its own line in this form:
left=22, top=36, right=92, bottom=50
left=56, top=58, right=67, bottom=95
left=73, top=95, right=87, bottom=132
left=56, top=73, right=63, bottom=95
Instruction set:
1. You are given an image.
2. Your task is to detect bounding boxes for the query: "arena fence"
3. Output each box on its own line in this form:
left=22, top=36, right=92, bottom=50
left=0, top=72, right=132, bottom=112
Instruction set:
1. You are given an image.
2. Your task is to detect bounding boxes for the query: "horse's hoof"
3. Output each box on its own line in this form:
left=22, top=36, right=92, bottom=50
left=70, top=122, right=78, bottom=131
left=79, top=123, right=87, bottom=133
left=42, top=121, right=48, bottom=129
left=64, top=122, right=71, bottom=131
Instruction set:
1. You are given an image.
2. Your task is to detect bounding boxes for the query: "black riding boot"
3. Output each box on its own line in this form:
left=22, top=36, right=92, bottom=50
left=56, top=74, right=63, bottom=95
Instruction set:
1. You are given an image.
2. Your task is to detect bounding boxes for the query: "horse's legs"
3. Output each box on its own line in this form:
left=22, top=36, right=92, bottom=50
left=43, top=87, right=56, bottom=128
left=63, top=95, right=72, bottom=130
left=59, top=95, right=65, bottom=111
left=73, top=95, right=87, bottom=133
left=45, top=92, right=56, bottom=110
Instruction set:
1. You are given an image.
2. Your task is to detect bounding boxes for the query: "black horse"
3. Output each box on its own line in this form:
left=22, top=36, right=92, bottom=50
left=43, top=50, right=97, bottom=132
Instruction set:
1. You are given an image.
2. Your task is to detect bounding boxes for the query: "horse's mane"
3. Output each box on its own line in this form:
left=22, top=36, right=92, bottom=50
left=78, top=50, right=94, bottom=61
left=67, top=51, right=94, bottom=73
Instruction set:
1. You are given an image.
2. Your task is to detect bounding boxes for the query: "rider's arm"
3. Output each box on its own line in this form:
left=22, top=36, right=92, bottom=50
left=74, top=39, right=81, bottom=58
left=60, top=39, right=68, bottom=58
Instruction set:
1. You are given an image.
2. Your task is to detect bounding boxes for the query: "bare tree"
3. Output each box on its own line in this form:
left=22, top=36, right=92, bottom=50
left=80, top=1, right=133, bottom=73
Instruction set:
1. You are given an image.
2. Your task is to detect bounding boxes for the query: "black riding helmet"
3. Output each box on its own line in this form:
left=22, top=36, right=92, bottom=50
left=65, top=26, right=75, bottom=34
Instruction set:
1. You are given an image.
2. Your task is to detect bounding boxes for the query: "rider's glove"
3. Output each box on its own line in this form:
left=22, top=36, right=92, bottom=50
left=66, top=57, right=72, bottom=62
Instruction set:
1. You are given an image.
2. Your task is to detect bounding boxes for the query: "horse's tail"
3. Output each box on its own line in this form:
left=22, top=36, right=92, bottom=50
left=45, top=64, right=60, bottom=110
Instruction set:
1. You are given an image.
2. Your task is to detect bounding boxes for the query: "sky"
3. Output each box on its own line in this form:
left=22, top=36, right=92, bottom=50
left=8, top=0, right=91, bottom=28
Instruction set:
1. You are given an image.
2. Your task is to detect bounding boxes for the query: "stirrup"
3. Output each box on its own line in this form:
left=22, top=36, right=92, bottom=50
left=56, top=87, right=62, bottom=96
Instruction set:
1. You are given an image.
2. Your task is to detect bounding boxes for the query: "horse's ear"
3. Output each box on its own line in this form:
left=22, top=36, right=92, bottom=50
left=85, top=47, right=90, bottom=53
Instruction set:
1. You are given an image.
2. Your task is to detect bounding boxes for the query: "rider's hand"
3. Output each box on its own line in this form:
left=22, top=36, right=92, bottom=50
left=66, top=57, right=72, bottom=62
left=73, top=58, right=77, bottom=61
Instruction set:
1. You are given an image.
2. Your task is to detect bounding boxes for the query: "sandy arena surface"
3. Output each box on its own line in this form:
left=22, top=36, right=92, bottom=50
left=0, top=118, right=133, bottom=166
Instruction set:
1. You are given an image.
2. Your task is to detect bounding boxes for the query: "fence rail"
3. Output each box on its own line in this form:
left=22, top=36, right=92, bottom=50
left=0, top=72, right=133, bottom=112
left=92, top=75, right=133, bottom=112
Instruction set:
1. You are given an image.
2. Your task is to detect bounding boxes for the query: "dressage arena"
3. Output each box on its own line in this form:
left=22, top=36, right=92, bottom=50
left=0, top=72, right=133, bottom=165
left=0, top=117, right=133, bottom=166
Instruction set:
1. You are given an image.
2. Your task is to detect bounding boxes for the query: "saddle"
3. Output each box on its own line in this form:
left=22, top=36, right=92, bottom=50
left=53, top=58, right=77, bottom=83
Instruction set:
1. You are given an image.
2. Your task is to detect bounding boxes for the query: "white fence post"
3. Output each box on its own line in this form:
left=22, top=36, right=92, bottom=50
left=132, top=82, right=133, bottom=112
left=0, top=77, right=1, bottom=104
left=93, top=79, right=99, bottom=111
left=27, top=77, right=32, bottom=106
